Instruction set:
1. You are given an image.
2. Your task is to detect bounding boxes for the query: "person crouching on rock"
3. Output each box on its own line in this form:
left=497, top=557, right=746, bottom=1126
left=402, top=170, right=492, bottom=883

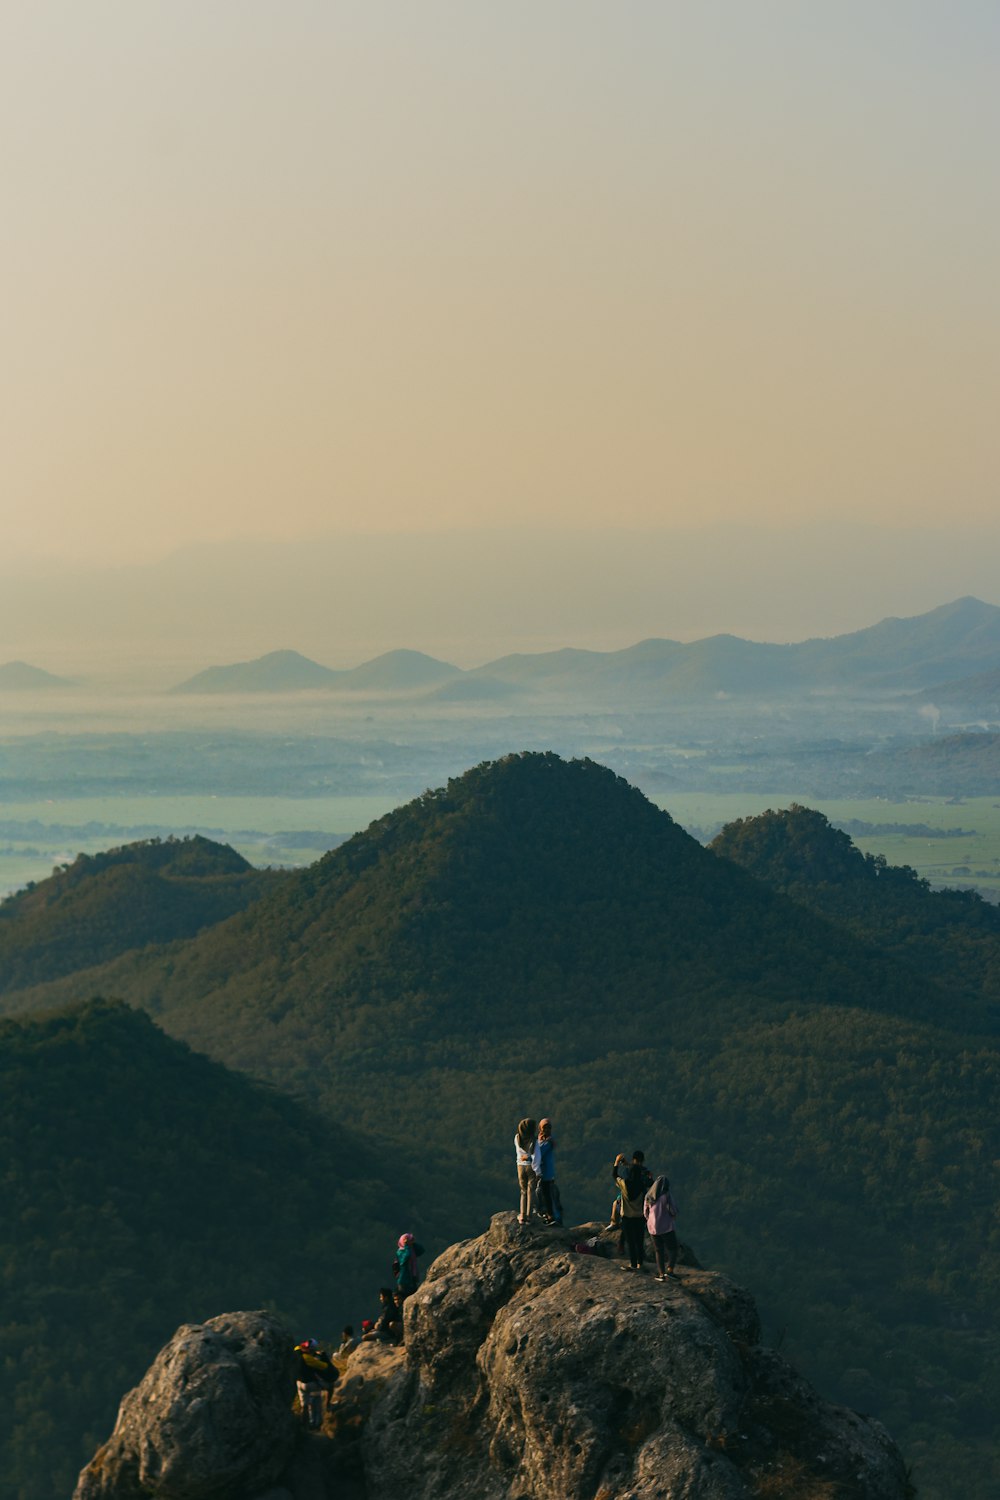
left=393, top=1232, right=425, bottom=1301
left=644, top=1175, right=680, bottom=1280
left=293, top=1339, right=339, bottom=1428
left=613, top=1152, right=650, bottom=1271
left=534, top=1118, right=563, bottom=1225
left=515, top=1117, right=537, bottom=1225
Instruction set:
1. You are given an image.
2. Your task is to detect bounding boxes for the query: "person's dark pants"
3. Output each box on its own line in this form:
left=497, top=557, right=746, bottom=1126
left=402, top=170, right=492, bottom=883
left=622, top=1216, right=645, bottom=1268
left=652, top=1230, right=678, bottom=1275
left=537, top=1178, right=562, bottom=1223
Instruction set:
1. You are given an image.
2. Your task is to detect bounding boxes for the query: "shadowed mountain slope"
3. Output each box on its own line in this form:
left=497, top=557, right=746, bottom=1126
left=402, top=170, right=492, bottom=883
left=2, top=755, right=998, bottom=1496
left=0, top=835, right=280, bottom=995
left=0, top=999, right=401, bottom=1500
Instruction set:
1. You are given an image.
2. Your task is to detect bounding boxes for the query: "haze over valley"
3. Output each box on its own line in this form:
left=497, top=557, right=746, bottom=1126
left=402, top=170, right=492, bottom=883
left=4, top=5, right=998, bottom=1498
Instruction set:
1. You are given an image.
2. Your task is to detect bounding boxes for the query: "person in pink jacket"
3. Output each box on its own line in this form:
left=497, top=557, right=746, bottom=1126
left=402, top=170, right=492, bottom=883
left=644, top=1175, right=679, bottom=1281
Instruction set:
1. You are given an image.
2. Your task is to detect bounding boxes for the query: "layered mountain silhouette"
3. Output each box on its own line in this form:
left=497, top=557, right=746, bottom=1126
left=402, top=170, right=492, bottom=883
left=463, top=596, right=1000, bottom=700
left=166, top=597, right=1000, bottom=702
left=0, top=998, right=401, bottom=1500
left=0, top=835, right=280, bottom=997
left=172, top=647, right=459, bottom=694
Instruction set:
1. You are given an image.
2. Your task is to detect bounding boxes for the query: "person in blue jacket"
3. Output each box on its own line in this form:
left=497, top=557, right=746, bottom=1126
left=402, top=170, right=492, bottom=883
left=534, top=1117, right=563, bottom=1225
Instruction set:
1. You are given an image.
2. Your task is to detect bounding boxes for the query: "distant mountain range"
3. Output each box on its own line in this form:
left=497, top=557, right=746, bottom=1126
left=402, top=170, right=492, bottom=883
left=172, top=647, right=461, bottom=694
left=168, top=596, right=1000, bottom=703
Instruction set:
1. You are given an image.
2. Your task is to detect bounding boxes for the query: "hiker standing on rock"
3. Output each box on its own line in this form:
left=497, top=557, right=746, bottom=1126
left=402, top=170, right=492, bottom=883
left=393, top=1232, right=425, bottom=1301
left=613, top=1151, right=650, bottom=1271
left=533, top=1117, right=563, bottom=1225
left=293, top=1339, right=339, bottom=1428
left=515, top=1117, right=537, bottom=1225
left=644, top=1175, right=680, bottom=1280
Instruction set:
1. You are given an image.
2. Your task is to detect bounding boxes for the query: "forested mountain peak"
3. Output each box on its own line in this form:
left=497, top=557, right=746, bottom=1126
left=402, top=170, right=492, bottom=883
left=710, top=804, right=873, bottom=889
left=711, top=804, right=1000, bottom=1028
left=0, top=835, right=278, bottom=996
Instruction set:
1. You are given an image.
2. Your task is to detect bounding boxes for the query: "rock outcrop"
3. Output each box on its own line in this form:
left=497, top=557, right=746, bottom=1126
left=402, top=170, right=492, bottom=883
left=74, top=1311, right=298, bottom=1500
left=75, top=1219, right=913, bottom=1500
left=364, top=1214, right=913, bottom=1500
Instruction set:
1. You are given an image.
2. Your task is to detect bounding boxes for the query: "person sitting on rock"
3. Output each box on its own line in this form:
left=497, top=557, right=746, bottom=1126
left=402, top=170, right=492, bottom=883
left=364, top=1288, right=403, bottom=1345
left=613, top=1151, right=652, bottom=1271
left=393, top=1232, right=425, bottom=1300
left=293, top=1339, right=339, bottom=1428
left=533, top=1117, right=563, bottom=1225
left=337, top=1325, right=360, bottom=1358
left=644, top=1175, right=680, bottom=1280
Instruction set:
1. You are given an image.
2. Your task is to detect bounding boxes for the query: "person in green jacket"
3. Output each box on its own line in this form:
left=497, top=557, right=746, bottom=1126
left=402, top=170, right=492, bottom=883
left=393, top=1231, right=425, bottom=1301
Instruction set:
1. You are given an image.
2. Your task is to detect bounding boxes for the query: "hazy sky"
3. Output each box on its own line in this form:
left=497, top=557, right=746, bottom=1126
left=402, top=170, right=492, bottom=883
left=3, top=1, right=997, bottom=576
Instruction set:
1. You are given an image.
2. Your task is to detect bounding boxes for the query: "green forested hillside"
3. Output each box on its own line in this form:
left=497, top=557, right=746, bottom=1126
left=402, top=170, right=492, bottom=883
left=0, top=835, right=280, bottom=996
left=711, top=804, right=1000, bottom=1029
left=0, top=1000, right=404, bottom=1500
left=4, top=756, right=998, bottom=1498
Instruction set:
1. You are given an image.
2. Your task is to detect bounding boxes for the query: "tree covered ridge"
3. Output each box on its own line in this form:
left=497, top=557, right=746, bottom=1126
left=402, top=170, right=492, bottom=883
left=711, top=804, right=1000, bottom=1030
left=0, top=835, right=281, bottom=995
left=0, top=998, right=400, bottom=1500
left=1, top=755, right=999, bottom=1497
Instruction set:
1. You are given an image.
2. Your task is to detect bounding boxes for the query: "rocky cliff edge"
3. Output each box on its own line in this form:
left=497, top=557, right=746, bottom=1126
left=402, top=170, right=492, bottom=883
left=75, top=1214, right=913, bottom=1500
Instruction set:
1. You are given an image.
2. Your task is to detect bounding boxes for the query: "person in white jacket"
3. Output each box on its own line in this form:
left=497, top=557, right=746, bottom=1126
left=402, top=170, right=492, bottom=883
left=514, top=1117, right=537, bottom=1225
left=644, top=1175, right=680, bottom=1281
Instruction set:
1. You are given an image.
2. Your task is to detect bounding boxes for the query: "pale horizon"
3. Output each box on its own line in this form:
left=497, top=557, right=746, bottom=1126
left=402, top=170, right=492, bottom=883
left=2, top=2, right=997, bottom=581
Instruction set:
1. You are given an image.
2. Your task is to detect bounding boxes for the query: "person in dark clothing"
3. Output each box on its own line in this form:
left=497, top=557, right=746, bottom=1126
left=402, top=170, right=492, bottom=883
left=613, top=1151, right=651, bottom=1270
left=363, top=1287, right=403, bottom=1345
left=293, top=1340, right=339, bottom=1427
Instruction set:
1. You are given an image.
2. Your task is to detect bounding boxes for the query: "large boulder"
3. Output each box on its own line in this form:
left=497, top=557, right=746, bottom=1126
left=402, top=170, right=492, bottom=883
left=363, top=1213, right=913, bottom=1500
left=74, top=1310, right=298, bottom=1500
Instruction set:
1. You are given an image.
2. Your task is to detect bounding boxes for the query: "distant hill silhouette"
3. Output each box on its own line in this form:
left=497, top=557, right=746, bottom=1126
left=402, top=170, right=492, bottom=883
left=171, top=648, right=343, bottom=693
left=336, top=648, right=460, bottom=691
left=171, top=646, right=460, bottom=694
left=0, top=998, right=400, bottom=1500
left=464, top=596, right=1000, bottom=700
left=916, top=664, right=1000, bottom=710
left=166, top=598, right=1000, bottom=702
left=0, top=659, right=72, bottom=689
left=0, top=835, right=280, bottom=995
left=843, top=730, right=1000, bottom=797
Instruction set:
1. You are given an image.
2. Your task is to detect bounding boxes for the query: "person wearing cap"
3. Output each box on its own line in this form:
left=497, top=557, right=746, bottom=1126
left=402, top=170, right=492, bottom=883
left=293, top=1338, right=339, bottom=1427
left=533, top=1118, right=562, bottom=1226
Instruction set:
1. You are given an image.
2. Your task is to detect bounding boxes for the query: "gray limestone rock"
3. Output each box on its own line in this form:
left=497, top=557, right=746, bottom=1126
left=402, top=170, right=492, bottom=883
left=74, top=1310, right=298, bottom=1500
left=362, top=1213, right=912, bottom=1500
